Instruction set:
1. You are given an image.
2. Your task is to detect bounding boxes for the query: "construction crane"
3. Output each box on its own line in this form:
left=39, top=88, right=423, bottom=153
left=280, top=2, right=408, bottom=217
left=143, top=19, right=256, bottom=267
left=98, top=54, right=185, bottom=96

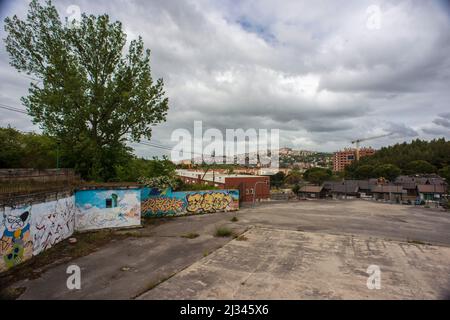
left=352, top=133, right=393, bottom=161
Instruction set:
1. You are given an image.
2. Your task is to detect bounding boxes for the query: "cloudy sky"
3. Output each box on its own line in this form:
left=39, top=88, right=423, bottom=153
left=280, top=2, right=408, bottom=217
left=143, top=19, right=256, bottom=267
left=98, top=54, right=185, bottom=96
left=1, top=0, right=449, bottom=158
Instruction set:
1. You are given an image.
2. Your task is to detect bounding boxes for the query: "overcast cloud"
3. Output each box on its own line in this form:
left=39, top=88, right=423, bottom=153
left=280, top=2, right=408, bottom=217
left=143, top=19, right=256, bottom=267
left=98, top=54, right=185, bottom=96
left=1, top=0, right=449, bottom=158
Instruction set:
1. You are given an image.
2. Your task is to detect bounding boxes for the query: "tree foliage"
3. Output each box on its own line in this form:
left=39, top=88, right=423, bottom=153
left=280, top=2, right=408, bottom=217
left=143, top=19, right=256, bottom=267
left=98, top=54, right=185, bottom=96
left=4, top=0, right=168, bottom=181
left=0, top=126, right=58, bottom=169
left=354, top=165, right=375, bottom=179
left=115, top=156, right=175, bottom=182
left=303, top=167, right=332, bottom=185
left=345, top=138, right=450, bottom=180
left=372, top=164, right=402, bottom=181
left=270, top=171, right=286, bottom=188
left=403, top=160, right=436, bottom=175
left=284, top=170, right=303, bottom=185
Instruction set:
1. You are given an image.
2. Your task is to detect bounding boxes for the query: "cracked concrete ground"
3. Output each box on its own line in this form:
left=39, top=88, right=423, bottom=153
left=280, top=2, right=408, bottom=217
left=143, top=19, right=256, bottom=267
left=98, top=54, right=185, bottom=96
left=139, top=227, right=450, bottom=299
left=4, top=200, right=450, bottom=299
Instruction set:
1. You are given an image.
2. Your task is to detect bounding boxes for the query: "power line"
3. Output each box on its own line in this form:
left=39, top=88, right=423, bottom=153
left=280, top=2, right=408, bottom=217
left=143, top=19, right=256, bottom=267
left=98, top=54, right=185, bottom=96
left=0, top=103, right=29, bottom=114
left=0, top=104, right=205, bottom=159
left=134, top=140, right=206, bottom=158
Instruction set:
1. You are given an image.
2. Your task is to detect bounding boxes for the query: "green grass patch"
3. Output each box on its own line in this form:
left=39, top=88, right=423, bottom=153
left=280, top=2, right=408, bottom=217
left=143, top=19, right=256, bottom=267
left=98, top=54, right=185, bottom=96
left=407, top=239, right=431, bottom=246
left=180, top=232, right=200, bottom=239
left=230, top=216, right=238, bottom=222
left=214, top=226, right=233, bottom=237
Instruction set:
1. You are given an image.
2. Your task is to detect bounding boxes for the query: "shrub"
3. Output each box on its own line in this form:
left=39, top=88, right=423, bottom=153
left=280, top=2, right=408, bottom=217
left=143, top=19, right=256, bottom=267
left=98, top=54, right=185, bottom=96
left=214, top=226, right=233, bottom=237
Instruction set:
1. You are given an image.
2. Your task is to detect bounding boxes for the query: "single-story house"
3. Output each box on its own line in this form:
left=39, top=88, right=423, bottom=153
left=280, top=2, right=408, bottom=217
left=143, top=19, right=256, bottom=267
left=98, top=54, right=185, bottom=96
left=298, top=185, right=326, bottom=199
left=329, top=182, right=359, bottom=199
left=417, top=184, right=446, bottom=201
left=395, top=175, right=448, bottom=201
left=345, top=180, right=373, bottom=196
left=371, top=185, right=405, bottom=202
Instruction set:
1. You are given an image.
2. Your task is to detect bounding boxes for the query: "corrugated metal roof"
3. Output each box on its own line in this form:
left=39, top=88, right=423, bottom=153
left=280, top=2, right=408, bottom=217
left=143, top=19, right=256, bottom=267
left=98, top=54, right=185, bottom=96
left=300, top=185, right=323, bottom=193
left=370, top=185, right=404, bottom=193
left=417, top=184, right=446, bottom=193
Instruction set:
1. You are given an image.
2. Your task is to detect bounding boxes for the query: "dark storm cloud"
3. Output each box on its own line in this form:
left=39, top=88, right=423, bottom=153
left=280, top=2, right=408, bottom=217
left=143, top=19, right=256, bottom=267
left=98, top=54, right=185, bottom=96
left=1, top=0, right=449, bottom=156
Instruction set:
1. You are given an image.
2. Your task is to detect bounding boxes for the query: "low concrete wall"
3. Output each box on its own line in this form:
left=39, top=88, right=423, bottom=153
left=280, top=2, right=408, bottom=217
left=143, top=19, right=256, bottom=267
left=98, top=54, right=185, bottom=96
left=141, top=187, right=239, bottom=217
left=1, top=186, right=142, bottom=272
left=1, top=186, right=238, bottom=272
left=0, top=168, right=79, bottom=183
left=0, top=193, right=76, bottom=272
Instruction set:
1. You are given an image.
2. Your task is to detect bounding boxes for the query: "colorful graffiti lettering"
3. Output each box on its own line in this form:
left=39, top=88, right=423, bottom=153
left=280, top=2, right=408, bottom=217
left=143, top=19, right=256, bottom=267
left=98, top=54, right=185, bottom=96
left=186, top=192, right=235, bottom=213
left=141, top=197, right=185, bottom=216
left=1, top=208, right=33, bottom=270
left=141, top=188, right=239, bottom=217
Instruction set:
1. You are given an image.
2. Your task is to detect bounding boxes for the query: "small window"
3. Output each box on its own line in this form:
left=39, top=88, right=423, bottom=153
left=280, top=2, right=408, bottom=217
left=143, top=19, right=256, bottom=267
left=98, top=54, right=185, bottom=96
left=105, top=198, right=112, bottom=208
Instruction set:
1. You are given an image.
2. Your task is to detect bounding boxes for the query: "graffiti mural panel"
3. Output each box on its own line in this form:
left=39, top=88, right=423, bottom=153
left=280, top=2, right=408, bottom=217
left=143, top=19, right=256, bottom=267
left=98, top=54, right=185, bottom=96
left=0, top=195, right=76, bottom=272
left=141, top=188, right=239, bottom=217
left=0, top=206, right=33, bottom=271
left=75, top=189, right=141, bottom=231
left=31, top=196, right=76, bottom=256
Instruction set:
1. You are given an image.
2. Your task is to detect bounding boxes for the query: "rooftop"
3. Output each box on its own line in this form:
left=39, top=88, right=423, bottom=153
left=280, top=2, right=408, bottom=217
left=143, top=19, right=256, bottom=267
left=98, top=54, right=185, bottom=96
left=299, top=185, right=323, bottom=193
left=175, top=169, right=266, bottom=183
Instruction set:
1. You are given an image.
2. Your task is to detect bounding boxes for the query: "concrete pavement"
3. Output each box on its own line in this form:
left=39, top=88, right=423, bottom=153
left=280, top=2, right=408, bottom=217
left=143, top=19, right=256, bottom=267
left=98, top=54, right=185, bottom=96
left=139, top=227, right=450, bottom=299
left=5, top=199, right=450, bottom=299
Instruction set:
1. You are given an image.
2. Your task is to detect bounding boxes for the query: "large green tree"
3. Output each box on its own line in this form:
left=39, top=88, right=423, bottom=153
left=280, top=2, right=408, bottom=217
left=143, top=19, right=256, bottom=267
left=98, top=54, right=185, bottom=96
left=4, top=0, right=168, bottom=180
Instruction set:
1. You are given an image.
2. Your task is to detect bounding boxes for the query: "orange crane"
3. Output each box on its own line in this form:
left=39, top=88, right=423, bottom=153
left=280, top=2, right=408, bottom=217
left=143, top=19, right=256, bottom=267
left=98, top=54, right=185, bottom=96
left=351, top=133, right=393, bottom=161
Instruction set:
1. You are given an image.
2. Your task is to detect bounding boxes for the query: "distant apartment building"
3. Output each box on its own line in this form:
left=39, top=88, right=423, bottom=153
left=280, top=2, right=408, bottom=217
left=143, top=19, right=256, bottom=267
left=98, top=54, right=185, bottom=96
left=176, top=169, right=270, bottom=202
left=332, top=147, right=375, bottom=172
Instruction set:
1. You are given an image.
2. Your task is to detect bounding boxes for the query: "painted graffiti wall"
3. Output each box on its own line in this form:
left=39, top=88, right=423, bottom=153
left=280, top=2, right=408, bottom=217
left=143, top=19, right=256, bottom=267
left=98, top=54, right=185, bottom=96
left=75, top=189, right=141, bottom=231
left=31, top=196, right=76, bottom=256
left=0, top=196, right=76, bottom=272
left=141, top=188, right=239, bottom=217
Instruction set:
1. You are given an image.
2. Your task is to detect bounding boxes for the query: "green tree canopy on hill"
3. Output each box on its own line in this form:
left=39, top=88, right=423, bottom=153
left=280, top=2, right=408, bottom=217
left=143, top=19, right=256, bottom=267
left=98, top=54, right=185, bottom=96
left=439, top=166, right=450, bottom=182
left=345, top=138, right=450, bottom=179
left=4, top=0, right=169, bottom=181
left=372, top=164, right=402, bottom=181
left=403, top=160, right=436, bottom=175
left=353, top=164, right=375, bottom=179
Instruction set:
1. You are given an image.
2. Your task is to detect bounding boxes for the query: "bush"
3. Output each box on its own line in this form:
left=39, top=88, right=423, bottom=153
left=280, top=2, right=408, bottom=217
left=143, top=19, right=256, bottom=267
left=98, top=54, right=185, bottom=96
left=214, top=226, right=233, bottom=237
